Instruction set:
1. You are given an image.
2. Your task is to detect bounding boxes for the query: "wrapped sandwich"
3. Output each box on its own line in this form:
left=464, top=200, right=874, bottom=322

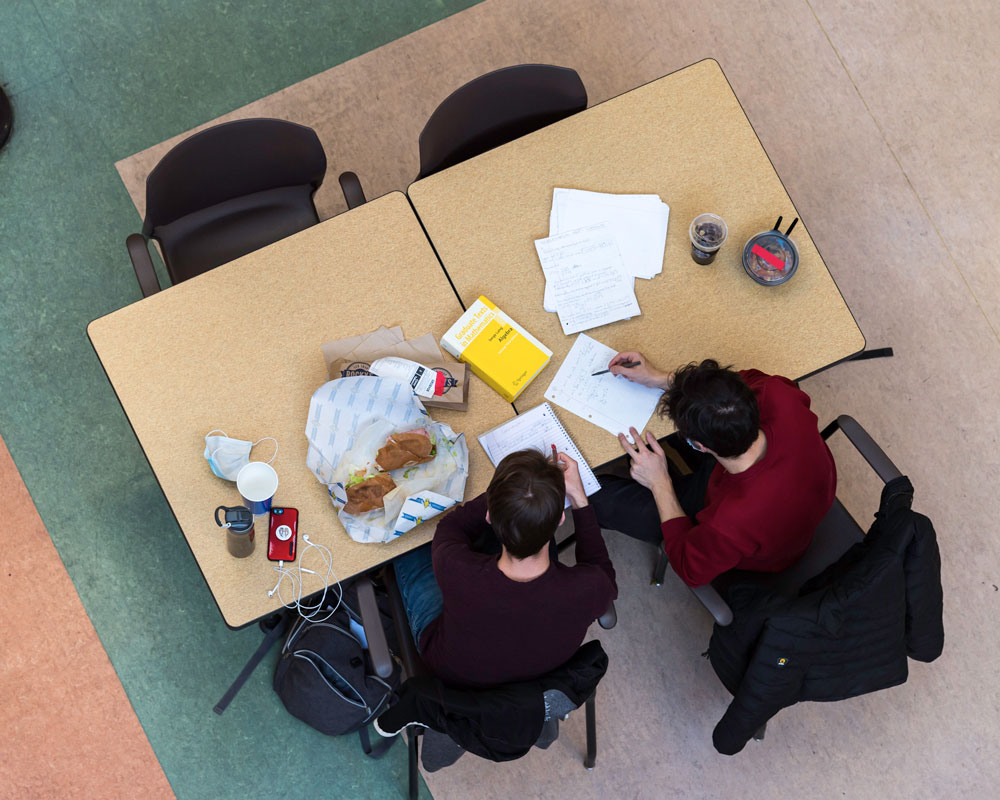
left=375, top=427, right=436, bottom=471
left=344, top=470, right=397, bottom=514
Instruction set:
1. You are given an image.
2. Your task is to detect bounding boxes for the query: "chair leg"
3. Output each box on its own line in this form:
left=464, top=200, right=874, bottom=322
left=408, top=730, right=420, bottom=800
left=583, top=693, right=597, bottom=770
left=652, top=548, right=668, bottom=586
left=753, top=722, right=767, bottom=742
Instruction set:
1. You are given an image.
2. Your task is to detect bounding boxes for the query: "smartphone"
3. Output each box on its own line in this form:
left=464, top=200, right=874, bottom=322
left=267, top=507, right=299, bottom=562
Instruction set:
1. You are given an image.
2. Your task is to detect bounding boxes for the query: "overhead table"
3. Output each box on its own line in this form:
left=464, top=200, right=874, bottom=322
left=88, top=192, right=515, bottom=628
left=408, top=59, right=865, bottom=467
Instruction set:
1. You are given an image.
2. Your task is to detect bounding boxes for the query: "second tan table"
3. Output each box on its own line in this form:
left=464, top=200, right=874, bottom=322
left=88, top=193, right=515, bottom=628
left=408, top=59, right=864, bottom=467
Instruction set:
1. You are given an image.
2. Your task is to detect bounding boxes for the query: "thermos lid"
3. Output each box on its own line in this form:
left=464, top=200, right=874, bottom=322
left=215, top=505, right=254, bottom=533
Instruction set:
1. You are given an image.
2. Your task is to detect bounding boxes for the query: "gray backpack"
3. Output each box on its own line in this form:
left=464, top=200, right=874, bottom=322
left=273, top=588, right=400, bottom=756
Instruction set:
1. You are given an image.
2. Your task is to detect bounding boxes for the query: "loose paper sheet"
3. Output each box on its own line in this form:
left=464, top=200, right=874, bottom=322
left=544, top=334, right=664, bottom=441
left=534, top=223, right=640, bottom=334
left=549, top=188, right=670, bottom=280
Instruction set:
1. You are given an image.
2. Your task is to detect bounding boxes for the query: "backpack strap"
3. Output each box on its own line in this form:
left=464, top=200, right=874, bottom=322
left=358, top=725, right=397, bottom=759
left=214, top=612, right=291, bottom=715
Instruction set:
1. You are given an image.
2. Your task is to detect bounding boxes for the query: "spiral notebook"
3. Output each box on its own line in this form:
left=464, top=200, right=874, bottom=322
left=477, top=402, right=600, bottom=498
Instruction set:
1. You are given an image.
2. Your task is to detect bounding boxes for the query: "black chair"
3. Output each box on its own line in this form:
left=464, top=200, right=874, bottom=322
left=358, top=534, right=616, bottom=799
left=650, top=415, right=902, bottom=742
left=126, top=118, right=369, bottom=297
left=417, top=64, right=587, bottom=178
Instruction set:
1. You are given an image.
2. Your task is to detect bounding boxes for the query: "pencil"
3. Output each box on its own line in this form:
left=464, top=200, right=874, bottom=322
left=592, top=360, right=640, bottom=376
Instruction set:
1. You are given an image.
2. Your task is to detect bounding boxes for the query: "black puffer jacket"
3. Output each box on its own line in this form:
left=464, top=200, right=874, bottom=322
left=708, top=477, right=943, bottom=755
left=377, top=640, right=608, bottom=762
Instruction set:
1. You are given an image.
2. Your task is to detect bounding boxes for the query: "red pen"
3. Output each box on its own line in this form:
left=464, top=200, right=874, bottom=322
left=551, top=444, right=559, bottom=465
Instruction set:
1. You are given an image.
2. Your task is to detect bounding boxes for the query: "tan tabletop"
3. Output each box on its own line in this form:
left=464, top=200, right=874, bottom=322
left=88, top=192, right=515, bottom=628
left=408, top=59, right=865, bottom=467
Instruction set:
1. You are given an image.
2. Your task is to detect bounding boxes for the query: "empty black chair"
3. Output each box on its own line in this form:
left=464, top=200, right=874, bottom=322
left=126, top=118, right=368, bottom=297
left=417, top=64, right=587, bottom=178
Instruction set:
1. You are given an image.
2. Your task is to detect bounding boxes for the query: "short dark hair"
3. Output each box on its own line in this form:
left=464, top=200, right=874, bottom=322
left=486, top=449, right=565, bottom=559
left=661, top=360, right=759, bottom=458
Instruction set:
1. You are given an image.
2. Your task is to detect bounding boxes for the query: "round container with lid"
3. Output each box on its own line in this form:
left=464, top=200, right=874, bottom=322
left=742, top=230, right=799, bottom=285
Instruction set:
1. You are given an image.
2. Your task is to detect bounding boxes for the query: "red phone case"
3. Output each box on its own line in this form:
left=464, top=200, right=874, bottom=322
left=267, top=507, right=298, bottom=561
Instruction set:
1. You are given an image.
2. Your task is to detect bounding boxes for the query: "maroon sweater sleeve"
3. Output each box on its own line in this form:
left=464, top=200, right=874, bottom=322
left=571, top=504, right=618, bottom=602
left=431, top=494, right=491, bottom=589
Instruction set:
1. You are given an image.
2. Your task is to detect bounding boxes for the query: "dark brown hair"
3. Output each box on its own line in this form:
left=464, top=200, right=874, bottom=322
left=660, top=359, right=759, bottom=457
left=486, top=449, right=566, bottom=559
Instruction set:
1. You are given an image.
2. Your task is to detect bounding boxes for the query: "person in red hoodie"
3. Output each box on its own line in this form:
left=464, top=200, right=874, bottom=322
left=592, top=355, right=836, bottom=587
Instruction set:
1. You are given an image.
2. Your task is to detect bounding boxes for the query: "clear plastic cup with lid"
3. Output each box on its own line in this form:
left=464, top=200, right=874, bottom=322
left=689, top=213, right=728, bottom=265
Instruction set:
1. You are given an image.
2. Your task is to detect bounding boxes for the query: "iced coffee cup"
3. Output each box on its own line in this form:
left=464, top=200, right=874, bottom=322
left=689, top=213, right=728, bottom=265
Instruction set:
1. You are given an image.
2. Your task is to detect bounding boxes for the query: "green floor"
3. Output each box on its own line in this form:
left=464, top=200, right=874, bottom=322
left=0, top=2, right=481, bottom=797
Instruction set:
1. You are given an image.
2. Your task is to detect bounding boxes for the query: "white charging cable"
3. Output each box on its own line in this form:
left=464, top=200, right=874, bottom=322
left=267, top=533, right=342, bottom=622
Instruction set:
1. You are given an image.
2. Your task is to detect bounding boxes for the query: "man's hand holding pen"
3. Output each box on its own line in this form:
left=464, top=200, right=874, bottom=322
left=553, top=449, right=588, bottom=509
left=604, top=351, right=673, bottom=389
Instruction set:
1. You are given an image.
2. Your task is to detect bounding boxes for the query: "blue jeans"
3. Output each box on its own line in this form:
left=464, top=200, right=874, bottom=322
left=392, top=543, right=443, bottom=651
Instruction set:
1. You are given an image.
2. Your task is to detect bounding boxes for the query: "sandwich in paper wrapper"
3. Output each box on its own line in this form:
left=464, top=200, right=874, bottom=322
left=305, top=375, right=468, bottom=543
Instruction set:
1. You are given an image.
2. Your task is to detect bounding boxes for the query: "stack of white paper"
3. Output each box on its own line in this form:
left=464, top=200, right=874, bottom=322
left=549, top=188, right=670, bottom=280
left=534, top=189, right=670, bottom=336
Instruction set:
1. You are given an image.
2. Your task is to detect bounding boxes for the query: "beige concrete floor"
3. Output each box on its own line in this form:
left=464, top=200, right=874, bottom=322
left=116, top=0, right=1000, bottom=797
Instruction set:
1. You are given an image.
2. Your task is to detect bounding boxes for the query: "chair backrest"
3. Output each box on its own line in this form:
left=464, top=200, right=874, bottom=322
left=417, top=64, right=587, bottom=178
left=142, top=118, right=326, bottom=235
left=378, top=639, right=608, bottom=764
left=763, top=498, right=865, bottom=596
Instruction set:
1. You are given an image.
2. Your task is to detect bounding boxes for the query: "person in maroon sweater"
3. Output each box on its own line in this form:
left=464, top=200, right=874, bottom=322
left=592, top=355, right=836, bottom=587
left=391, top=449, right=618, bottom=688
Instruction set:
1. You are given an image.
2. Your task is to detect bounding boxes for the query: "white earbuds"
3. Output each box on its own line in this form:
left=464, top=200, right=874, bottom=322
left=267, top=532, right=341, bottom=622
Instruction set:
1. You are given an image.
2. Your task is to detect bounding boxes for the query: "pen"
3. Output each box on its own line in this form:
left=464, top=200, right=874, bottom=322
left=551, top=444, right=559, bottom=465
left=592, top=360, right=640, bottom=377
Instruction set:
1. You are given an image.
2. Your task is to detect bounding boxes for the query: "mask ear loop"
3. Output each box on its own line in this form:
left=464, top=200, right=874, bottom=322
left=252, top=437, right=279, bottom=464
left=206, top=429, right=228, bottom=438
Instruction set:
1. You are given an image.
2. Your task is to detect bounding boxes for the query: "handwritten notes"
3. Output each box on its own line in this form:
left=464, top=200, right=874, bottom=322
left=534, top=223, right=640, bottom=335
left=544, top=334, right=664, bottom=440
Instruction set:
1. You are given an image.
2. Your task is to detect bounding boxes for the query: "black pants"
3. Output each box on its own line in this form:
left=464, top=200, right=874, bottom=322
left=591, top=433, right=716, bottom=543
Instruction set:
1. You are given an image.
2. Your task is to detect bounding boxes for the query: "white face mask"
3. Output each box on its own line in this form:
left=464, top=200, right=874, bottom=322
left=204, top=430, right=277, bottom=481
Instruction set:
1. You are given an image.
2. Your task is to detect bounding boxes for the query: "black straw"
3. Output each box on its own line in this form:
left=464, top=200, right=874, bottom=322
left=784, top=217, right=798, bottom=236
left=773, top=215, right=783, bottom=231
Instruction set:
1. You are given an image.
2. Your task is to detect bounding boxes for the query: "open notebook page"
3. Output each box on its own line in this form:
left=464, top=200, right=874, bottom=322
left=477, top=402, right=600, bottom=498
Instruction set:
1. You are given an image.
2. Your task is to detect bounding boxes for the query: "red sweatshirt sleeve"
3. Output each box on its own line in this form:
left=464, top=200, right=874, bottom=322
left=660, top=516, right=746, bottom=587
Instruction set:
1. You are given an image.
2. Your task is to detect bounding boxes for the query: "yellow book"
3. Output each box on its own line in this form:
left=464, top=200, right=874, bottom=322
left=440, top=296, right=552, bottom=403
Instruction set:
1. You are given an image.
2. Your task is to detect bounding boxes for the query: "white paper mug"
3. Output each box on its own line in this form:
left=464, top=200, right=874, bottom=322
left=236, top=462, right=278, bottom=515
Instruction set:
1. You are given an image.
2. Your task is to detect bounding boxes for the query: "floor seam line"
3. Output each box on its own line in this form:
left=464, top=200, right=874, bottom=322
left=802, top=0, right=1000, bottom=348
